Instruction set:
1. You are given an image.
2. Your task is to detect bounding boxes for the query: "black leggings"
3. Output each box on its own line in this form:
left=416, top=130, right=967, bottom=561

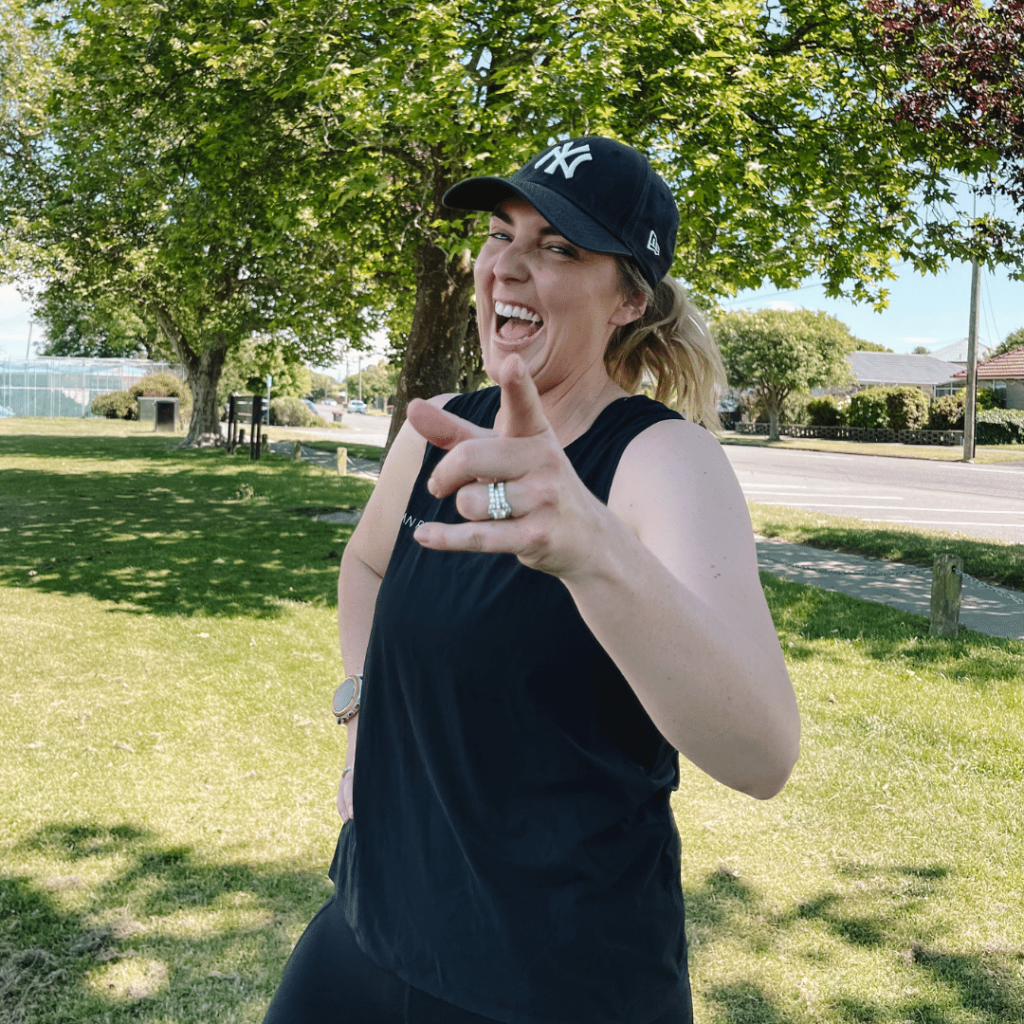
left=262, top=896, right=506, bottom=1024
left=263, top=894, right=689, bottom=1024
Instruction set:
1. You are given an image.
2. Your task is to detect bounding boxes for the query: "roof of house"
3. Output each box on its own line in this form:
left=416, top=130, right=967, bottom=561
left=952, top=346, right=1024, bottom=380
left=847, top=351, right=960, bottom=386
left=930, top=339, right=994, bottom=363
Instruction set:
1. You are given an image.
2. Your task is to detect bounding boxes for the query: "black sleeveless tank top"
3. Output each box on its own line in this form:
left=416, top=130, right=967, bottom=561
left=332, top=387, right=692, bottom=1024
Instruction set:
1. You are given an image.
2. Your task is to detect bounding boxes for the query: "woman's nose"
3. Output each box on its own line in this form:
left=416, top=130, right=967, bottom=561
left=493, top=242, right=530, bottom=282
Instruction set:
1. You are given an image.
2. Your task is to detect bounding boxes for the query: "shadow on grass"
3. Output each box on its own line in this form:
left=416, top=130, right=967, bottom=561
left=0, top=436, right=374, bottom=618
left=3, top=820, right=332, bottom=1023
left=762, top=575, right=1024, bottom=685
left=684, top=862, right=1024, bottom=1024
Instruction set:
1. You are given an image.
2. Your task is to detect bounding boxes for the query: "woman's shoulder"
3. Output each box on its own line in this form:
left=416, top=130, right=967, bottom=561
left=609, top=416, right=739, bottom=525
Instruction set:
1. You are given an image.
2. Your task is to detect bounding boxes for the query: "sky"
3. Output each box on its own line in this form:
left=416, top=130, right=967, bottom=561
left=3, top=259, right=1022, bottom=365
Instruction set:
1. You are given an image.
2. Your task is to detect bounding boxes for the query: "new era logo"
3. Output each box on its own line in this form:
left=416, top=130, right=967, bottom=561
left=534, top=142, right=593, bottom=179
left=646, top=231, right=660, bottom=256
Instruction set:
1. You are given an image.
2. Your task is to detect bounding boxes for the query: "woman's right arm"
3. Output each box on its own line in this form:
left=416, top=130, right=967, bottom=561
left=335, top=401, right=450, bottom=821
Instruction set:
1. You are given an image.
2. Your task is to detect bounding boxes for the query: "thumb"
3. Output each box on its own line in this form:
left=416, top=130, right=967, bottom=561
left=497, top=356, right=550, bottom=439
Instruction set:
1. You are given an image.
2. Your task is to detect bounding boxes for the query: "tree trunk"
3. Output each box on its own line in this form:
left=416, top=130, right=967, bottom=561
left=149, top=302, right=230, bottom=447
left=768, top=403, right=782, bottom=442
left=181, top=340, right=229, bottom=447
left=385, top=238, right=475, bottom=453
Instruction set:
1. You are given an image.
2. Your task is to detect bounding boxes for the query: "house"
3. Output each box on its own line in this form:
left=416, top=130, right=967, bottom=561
left=846, top=351, right=960, bottom=398
left=952, top=346, right=1024, bottom=410
left=929, top=339, right=994, bottom=366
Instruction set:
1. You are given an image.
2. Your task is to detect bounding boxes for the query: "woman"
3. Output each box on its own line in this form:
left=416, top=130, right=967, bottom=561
left=263, top=136, right=799, bottom=1024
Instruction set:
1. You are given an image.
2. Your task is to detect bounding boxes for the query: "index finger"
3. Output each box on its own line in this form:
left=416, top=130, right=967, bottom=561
left=407, top=397, right=491, bottom=451
left=496, top=356, right=551, bottom=440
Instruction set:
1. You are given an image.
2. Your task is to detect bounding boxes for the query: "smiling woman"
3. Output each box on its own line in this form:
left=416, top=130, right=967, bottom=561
left=262, top=137, right=800, bottom=1024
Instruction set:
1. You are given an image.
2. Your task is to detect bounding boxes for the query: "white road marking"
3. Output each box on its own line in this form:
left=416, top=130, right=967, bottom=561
left=749, top=502, right=1021, bottom=514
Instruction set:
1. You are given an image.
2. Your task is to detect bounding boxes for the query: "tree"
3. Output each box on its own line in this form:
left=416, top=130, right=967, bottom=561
left=868, top=0, right=1024, bottom=261
left=7, top=0, right=1024, bottom=454
left=344, top=360, right=400, bottom=406
left=308, top=371, right=339, bottom=401
left=1, top=0, right=378, bottom=446
left=911, top=345, right=931, bottom=354
left=715, top=309, right=856, bottom=441
left=218, top=338, right=313, bottom=408
left=991, top=326, right=1024, bottom=358
left=33, top=282, right=167, bottom=359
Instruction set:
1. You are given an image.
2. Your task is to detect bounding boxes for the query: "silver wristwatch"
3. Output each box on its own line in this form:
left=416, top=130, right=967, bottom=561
left=332, top=673, right=362, bottom=724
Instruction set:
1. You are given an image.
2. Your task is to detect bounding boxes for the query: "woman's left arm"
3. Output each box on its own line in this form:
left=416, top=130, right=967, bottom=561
left=566, top=416, right=799, bottom=799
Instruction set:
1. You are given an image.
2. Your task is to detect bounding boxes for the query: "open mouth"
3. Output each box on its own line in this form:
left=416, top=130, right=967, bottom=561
left=494, top=301, right=543, bottom=341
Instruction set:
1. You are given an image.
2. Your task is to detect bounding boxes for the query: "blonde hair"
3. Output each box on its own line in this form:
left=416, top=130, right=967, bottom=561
left=604, top=258, right=726, bottom=431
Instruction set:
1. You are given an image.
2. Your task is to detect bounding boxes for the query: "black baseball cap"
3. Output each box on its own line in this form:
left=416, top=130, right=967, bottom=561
left=442, top=136, right=678, bottom=291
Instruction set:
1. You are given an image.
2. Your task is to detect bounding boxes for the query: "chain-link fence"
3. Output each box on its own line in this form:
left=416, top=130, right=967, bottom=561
left=0, top=358, right=182, bottom=418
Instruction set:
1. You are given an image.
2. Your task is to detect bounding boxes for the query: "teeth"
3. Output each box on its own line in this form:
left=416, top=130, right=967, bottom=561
left=495, top=301, right=541, bottom=322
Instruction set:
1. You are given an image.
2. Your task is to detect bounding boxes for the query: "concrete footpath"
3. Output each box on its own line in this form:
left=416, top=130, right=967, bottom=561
left=271, top=441, right=1023, bottom=641
left=757, top=537, right=1024, bottom=641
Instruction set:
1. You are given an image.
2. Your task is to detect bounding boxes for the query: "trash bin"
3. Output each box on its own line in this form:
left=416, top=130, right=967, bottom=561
left=154, top=398, right=179, bottom=432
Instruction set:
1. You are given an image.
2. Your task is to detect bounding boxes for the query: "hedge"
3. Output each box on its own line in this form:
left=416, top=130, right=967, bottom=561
left=91, top=390, right=137, bottom=419
left=975, top=409, right=1024, bottom=445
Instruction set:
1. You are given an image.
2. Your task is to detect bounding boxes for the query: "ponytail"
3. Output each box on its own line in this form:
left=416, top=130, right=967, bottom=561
left=606, top=258, right=726, bottom=432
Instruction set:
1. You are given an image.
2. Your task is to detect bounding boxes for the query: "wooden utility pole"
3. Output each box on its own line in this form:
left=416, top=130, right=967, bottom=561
left=962, top=260, right=980, bottom=463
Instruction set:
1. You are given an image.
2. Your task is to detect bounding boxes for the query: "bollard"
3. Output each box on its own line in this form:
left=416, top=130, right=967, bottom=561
left=930, top=553, right=963, bottom=637
left=336, top=447, right=347, bottom=476
left=292, top=440, right=303, bottom=460
left=261, top=435, right=269, bottom=455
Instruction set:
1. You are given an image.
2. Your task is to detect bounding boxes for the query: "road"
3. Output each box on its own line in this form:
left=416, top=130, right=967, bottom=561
left=299, top=411, right=1023, bottom=544
left=723, top=446, right=1024, bottom=544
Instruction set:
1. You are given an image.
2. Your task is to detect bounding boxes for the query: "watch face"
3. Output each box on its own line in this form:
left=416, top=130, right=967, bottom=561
left=333, top=677, right=356, bottom=717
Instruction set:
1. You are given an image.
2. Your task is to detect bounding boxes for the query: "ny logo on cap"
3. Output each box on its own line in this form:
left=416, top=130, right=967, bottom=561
left=646, top=231, right=660, bottom=256
left=534, top=142, right=593, bottom=179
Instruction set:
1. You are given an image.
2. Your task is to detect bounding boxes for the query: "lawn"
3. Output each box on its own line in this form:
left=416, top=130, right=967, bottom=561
left=2, top=419, right=1022, bottom=1024
left=720, top=432, right=1024, bottom=464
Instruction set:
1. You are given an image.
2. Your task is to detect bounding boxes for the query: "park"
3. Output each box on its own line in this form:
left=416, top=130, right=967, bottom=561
left=2, top=1, right=1024, bottom=1021
left=2, top=414, right=1022, bottom=1023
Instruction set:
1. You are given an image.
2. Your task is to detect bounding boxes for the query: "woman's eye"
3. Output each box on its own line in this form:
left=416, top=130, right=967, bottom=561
left=547, top=244, right=576, bottom=257
left=488, top=230, right=511, bottom=241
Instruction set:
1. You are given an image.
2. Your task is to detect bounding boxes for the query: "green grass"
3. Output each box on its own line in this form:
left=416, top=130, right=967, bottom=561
left=2, top=419, right=1023, bottom=1024
left=720, top=432, right=1024, bottom=464
left=750, top=504, right=1024, bottom=592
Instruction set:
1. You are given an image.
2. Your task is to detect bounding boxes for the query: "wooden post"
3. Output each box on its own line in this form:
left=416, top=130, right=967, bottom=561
left=930, top=554, right=963, bottom=637
left=335, top=447, right=347, bottom=476
left=292, top=440, right=303, bottom=460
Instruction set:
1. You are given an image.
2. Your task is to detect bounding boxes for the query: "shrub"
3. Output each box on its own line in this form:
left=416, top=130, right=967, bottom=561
left=128, top=372, right=192, bottom=419
left=928, top=388, right=1001, bottom=430
left=885, top=385, right=930, bottom=430
left=847, top=387, right=891, bottom=428
left=805, top=396, right=847, bottom=427
left=975, top=409, right=1024, bottom=445
left=91, top=390, right=137, bottom=419
left=929, top=392, right=965, bottom=430
left=269, top=396, right=318, bottom=427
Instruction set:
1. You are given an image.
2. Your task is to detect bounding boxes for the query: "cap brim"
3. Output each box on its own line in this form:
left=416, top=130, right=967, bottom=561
left=443, top=176, right=631, bottom=258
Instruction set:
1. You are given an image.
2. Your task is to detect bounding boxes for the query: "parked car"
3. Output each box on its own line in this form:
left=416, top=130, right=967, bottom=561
left=322, top=397, right=337, bottom=406
left=301, top=398, right=319, bottom=415
left=347, top=399, right=367, bottom=414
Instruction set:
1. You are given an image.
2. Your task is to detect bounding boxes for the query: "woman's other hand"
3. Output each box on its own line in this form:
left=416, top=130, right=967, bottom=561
left=336, top=764, right=354, bottom=823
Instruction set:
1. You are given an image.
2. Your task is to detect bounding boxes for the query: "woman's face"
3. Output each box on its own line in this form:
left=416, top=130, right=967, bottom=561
left=473, top=198, right=644, bottom=392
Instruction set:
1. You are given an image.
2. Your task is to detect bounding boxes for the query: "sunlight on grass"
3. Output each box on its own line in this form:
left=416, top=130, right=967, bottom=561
left=2, top=421, right=1023, bottom=1023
